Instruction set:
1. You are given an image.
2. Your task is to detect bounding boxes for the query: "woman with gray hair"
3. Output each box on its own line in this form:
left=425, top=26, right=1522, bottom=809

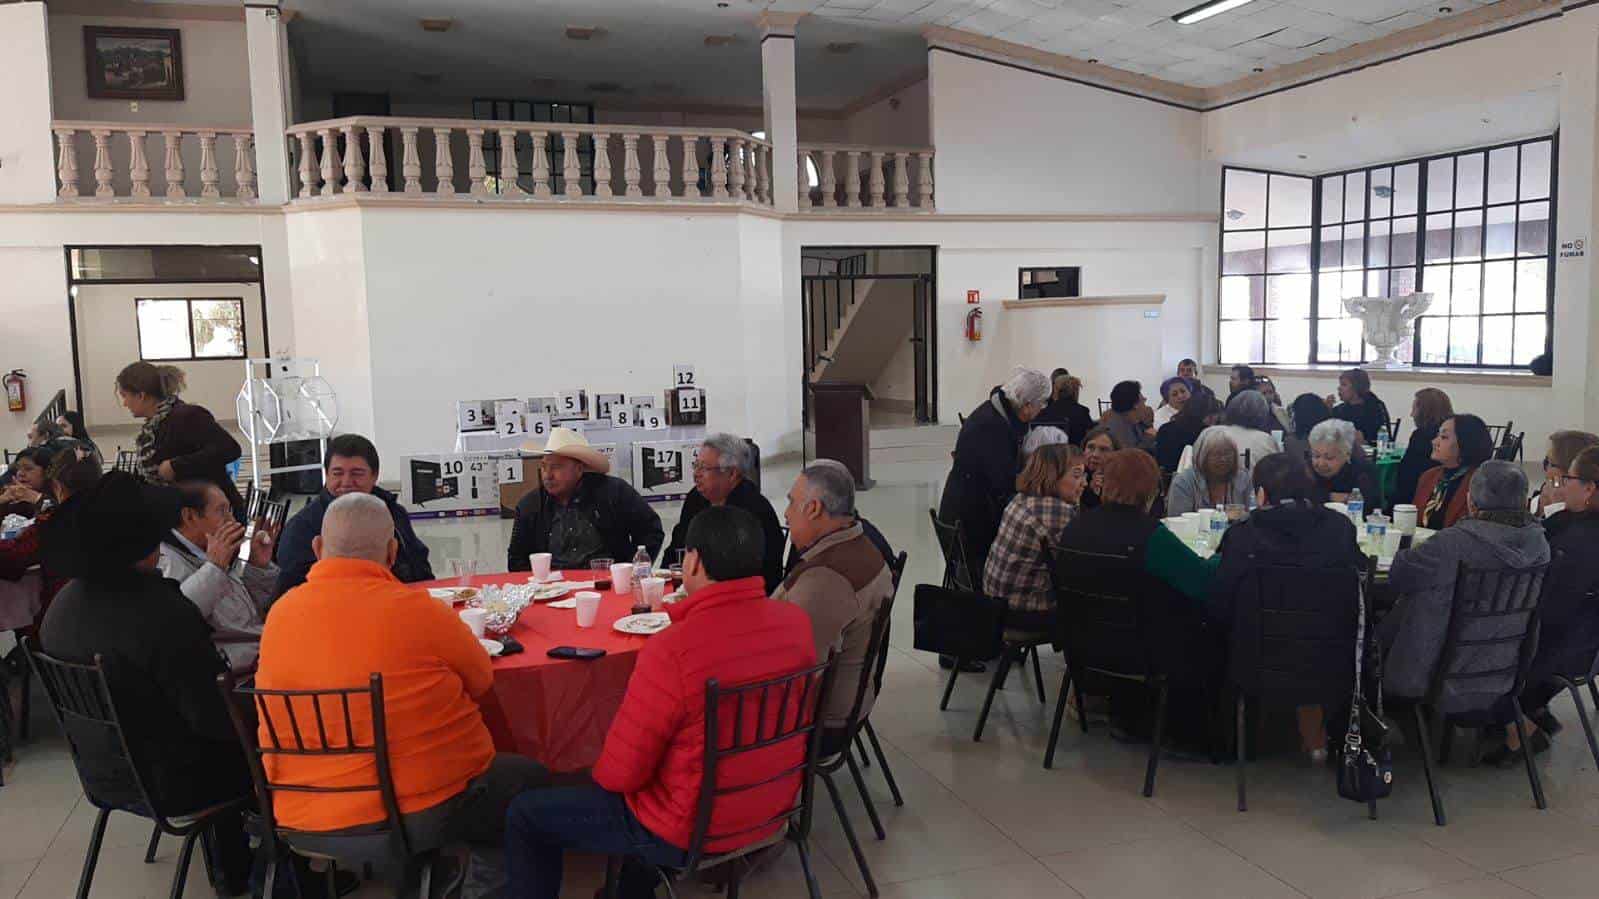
left=1307, top=419, right=1383, bottom=507
left=1188, top=390, right=1282, bottom=476
left=1166, top=430, right=1251, bottom=516
left=938, top=367, right=1050, bottom=580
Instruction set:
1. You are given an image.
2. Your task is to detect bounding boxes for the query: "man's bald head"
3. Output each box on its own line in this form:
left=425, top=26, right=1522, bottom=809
left=312, top=492, right=398, bottom=566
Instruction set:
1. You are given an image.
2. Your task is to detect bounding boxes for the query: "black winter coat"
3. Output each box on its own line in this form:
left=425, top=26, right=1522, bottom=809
left=938, top=389, right=1027, bottom=575
left=1035, top=397, right=1094, bottom=447
left=149, top=400, right=244, bottom=514
left=664, top=478, right=786, bottom=592
left=1332, top=394, right=1391, bottom=446
left=508, top=472, right=664, bottom=571
left=1529, top=510, right=1599, bottom=683
left=1395, top=423, right=1439, bottom=513
left=273, top=486, right=434, bottom=600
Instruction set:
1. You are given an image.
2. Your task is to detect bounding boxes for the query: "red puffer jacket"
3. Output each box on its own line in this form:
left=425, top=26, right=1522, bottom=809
left=591, top=575, right=817, bottom=852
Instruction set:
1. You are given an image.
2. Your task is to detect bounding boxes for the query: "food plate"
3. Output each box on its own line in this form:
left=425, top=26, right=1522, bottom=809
left=662, top=589, right=687, bottom=605
left=614, top=612, right=671, bottom=636
left=532, top=583, right=573, bottom=602
left=529, top=572, right=564, bottom=584
left=428, top=587, right=479, bottom=603
left=479, top=638, right=504, bottom=656
left=546, top=598, right=579, bottom=609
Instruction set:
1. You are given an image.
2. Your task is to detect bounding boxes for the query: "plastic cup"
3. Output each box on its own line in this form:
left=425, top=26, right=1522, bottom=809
left=450, top=558, right=479, bottom=587
left=610, top=562, right=634, bottom=593
left=1380, top=529, right=1403, bottom=563
left=1393, top=504, right=1418, bottom=534
left=574, top=591, right=602, bottom=628
left=641, top=576, right=667, bottom=611
left=529, top=552, right=553, bottom=581
left=1163, top=516, right=1194, bottom=541
left=458, top=607, right=488, bottom=639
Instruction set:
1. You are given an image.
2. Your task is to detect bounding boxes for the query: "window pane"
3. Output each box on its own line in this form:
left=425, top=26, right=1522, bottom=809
left=1319, top=176, right=1344, bottom=225
left=1343, top=171, right=1367, bottom=223
left=1454, top=152, right=1485, bottom=208
left=1318, top=270, right=1342, bottom=307
left=1391, top=267, right=1417, bottom=297
left=1222, top=231, right=1265, bottom=274
left=191, top=300, right=245, bottom=358
left=1482, top=315, right=1513, bottom=366
left=1518, top=201, right=1550, bottom=256
left=1516, top=260, right=1548, bottom=312
left=1367, top=219, right=1391, bottom=268
left=1418, top=315, right=1447, bottom=364
left=1269, top=175, right=1313, bottom=228
left=1220, top=275, right=1260, bottom=319
left=1484, top=205, right=1516, bottom=259
left=1424, top=213, right=1453, bottom=262
left=1265, top=319, right=1309, bottom=364
left=1370, top=168, right=1393, bottom=218
left=1342, top=223, right=1365, bottom=269
left=1393, top=163, right=1420, bottom=216
left=136, top=299, right=191, bottom=360
left=1453, top=209, right=1483, bottom=261
left=1224, top=169, right=1267, bottom=230
left=1519, top=140, right=1552, bottom=201
left=1318, top=318, right=1364, bottom=363
left=1318, top=229, right=1342, bottom=270
left=1513, top=314, right=1548, bottom=365
left=1483, top=260, right=1515, bottom=314
left=1390, top=216, right=1418, bottom=266
left=1487, top=146, right=1518, bottom=205
left=1267, top=274, right=1311, bottom=320
left=1366, top=269, right=1389, bottom=298
left=1450, top=262, right=1481, bottom=315
left=1220, top=320, right=1263, bottom=363
left=1267, top=228, right=1312, bottom=273
left=1427, top=157, right=1455, bottom=210
left=1448, top=316, right=1480, bottom=365
left=1423, top=264, right=1453, bottom=315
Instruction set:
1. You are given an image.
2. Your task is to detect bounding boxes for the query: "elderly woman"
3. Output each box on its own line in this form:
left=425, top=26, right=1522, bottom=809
left=1328, top=368, right=1391, bottom=446
left=983, top=444, right=1085, bottom=638
left=1166, top=430, right=1251, bottom=516
left=1021, top=425, right=1070, bottom=461
left=1079, top=424, right=1119, bottom=510
left=1533, top=430, right=1599, bottom=518
left=939, top=368, right=1050, bottom=577
left=1308, top=419, right=1383, bottom=507
left=1037, top=369, right=1094, bottom=446
left=1414, top=413, right=1495, bottom=530
left=1192, top=390, right=1282, bottom=475
left=1152, top=377, right=1194, bottom=429
left=1101, top=380, right=1156, bottom=452
left=1395, top=388, right=1454, bottom=510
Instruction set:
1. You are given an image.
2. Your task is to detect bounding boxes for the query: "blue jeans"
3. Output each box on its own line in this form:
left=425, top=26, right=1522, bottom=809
left=505, top=784, right=689, bottom=899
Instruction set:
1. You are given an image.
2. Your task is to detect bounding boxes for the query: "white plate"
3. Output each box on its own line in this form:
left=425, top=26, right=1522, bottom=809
left=533, top=583, right=573, bottom=601
left=479, top=638, right=504, bottom=656
left=614, top=612, right=671, bottom=636
left=546, top=598, right=579, bottom=609
left=427, top=587, right=478, bottom=603
left=529, top=572, right=564, bottom=583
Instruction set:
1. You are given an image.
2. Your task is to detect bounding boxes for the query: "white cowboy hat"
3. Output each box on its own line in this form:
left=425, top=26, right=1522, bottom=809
left=520, top=426, right=611, bottom=474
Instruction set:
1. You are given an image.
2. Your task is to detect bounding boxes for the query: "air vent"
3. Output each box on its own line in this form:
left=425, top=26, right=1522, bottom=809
left=565, top=25, right=601, bottom=40
left=418, top=18, right=453, bottom=33
left=826, top=41, right=859, bottom=54
left=704, top=34, right=737, bottom=47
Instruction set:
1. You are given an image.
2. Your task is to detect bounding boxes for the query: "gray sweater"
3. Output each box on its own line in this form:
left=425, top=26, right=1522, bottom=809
left=158, top=533, right=278, bottom=673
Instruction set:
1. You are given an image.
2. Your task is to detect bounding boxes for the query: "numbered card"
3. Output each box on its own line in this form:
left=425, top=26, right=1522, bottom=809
left=528, top=396, right=557, bottom=415
left=497, top=458, right=524, bottom=485
left=494, top=400, right=527, bottom=437
left=672, top=364, right=697, bottom=388
left=555, top=389, right=588, bottom=420
left=628, top=394, right=656, bottom=409
left=610, top=404, right=635, bottom=428
left=676, top=388, right=704, bottom=415
left=525, top=412, right=552, bottom=442
left=456, top=400, right=490, bottom=433
left=639, top=406, right=668, bottom=431
left=593, top=393, right=624, bottom=421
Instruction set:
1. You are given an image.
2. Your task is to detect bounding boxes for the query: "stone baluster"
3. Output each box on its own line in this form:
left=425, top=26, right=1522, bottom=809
left=433, top=128, right=454, bottom=195
left=743, top=143, right=757, bottom=201
left=594, top=133, right=613, bottom=198
left=843, top=150, right=861, bottom=207
left=680, top=135, right=701, bottom=199
left=498, top=128, right=522, bottom=195
left=199, top=131, right=222, bottom=198
left=710, top=137, right=728, bottom=199
left=164, top=131, right=187, bottom=198
left=296, top=132, right=317, bottom=197
left=868, top=151, right=886, bottom=207
left=128, top=130, right=151, bottom=198
left=651, top=134, right=671, bottom=198
left=400, top=127, right=422, bottom=194
left=818, top=150, right=837, bottom=208
left=55, top=128, right=79, bottom=197
left=562, top=132, right=582, bottom=197
left=233, top=133, right=256, bottom=200
left=365, top=127, right=387, bottom=193
left=317, top=128, right=340, bottom=196
left=467, top=129, right=488, bottom=196
left=529, top=131, right=553, bottom=197
left=916, top=151, right=934, bottom=208
left=622, top=133, right=642, bottom=197
left=339, top=126, right=365, bottom=193
left=798, top=152, right=812, bottom=208
left=91, top=130, right=114, bottom=197
left=893, top=152, right=910, bottom=207
left=729, top=138, right=746, bottom=201
left=755, top=145, right=769, bottom=203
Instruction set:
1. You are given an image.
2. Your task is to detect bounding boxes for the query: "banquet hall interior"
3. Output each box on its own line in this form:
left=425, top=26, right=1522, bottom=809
left=6, top=0, right=1599, bottom=897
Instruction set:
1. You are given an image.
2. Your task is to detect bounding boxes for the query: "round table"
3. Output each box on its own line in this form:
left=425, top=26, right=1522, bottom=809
left=421, top=571, right=657, bottom=773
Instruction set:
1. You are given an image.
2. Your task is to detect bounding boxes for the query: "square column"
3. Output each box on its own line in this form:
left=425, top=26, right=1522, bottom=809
left=246, top=4, right=293, bottom=204
left=0, top=2, right=57, bottom=204
left=1555, top=9, right=1599, bottom=430
left=761, top=12, right=803, bottom=213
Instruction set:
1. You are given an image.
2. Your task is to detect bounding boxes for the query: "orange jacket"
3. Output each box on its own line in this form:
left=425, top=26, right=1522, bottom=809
left=256, top=558, right=494, bottom=832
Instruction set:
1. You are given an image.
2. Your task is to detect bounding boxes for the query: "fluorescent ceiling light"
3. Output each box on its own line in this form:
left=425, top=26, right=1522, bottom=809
left=1172, top=0, right=1258, bottom=25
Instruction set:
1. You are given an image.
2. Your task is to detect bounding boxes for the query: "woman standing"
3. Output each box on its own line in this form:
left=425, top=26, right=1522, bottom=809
left=1166, top=430, right=1251, bottom=516
left=1307, top=419, right=1383, bottom=506
left=1414, top=413, right=1495, bottom=530
left=116, top=362, right=244, bottom=516
left=983, top=444, right=1086, bottom=638
left=1396, top=388, right=1453, bottom=509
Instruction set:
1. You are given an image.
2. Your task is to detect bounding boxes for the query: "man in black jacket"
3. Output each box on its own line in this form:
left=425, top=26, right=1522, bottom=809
left=508, top=428, right=663, bottom=572
left=661, top=433, right=784, bottom=592
left=273, top=433, right=434, bottom=600
left=937, top=369, right=1049, bottom=578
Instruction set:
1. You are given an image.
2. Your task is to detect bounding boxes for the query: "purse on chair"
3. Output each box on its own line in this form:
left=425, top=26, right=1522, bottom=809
left=1337, top=579, right=1393, bottom=808
left=912, top=584, right=1006, bottom=664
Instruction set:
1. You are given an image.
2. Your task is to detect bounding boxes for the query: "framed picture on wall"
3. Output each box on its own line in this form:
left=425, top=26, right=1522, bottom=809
left=83, top=26, right=185, bottom=101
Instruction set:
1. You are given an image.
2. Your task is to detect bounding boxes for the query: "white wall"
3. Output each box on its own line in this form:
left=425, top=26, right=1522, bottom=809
left=282, top=205, right=375, bottom=443
left=49, top=13, right=251, bottom=126
left=928, top=49, right=1205, bottom=215
left=0, top=3, right=58, bottom=204
left=843, top=79, right=928, bottom=148
left=73, top=282, right=264, bottom=428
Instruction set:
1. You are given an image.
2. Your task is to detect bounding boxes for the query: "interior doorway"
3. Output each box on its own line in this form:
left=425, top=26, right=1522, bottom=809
left=800, top=245, right=937, bottom=436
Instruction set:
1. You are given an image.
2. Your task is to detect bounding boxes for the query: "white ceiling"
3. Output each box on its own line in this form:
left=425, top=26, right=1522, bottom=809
left=283, top=0, right=1509, bottom=106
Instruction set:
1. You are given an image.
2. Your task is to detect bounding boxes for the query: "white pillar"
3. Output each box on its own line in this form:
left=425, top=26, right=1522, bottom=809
left=245, top=5, right=292, bottom=204
left=1555, top=9, right=1599, bottom=431
left=761, top=12, right=803, bottom=214
left=0, top=2, right=57, bottom=204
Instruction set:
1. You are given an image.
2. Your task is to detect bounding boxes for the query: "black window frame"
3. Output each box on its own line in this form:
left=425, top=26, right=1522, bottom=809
left=1218, top=133, right=1557, bottom=370
left=472, top=98, right=597, bottom=196
left=1017, top=266, right=1082, bottom=299
left=1217, top=166, right=1316, bottom=365
left=134, top=296, right=248, bottom=362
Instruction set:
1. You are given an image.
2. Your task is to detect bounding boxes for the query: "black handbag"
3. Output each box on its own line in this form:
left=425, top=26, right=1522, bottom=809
left=1337, top=579, right=1393, bottom=812
left=912, top=584, right=1007, bottom=663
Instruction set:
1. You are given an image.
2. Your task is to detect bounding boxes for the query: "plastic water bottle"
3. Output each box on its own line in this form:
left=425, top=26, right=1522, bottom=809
left=632, top=545, right=653, bottom=611
left=1347, top=488, right=1365, bottom=526
left=1376, top=431, right=1390, bottom=457
left=1208, top=514, right=1227, bottom=550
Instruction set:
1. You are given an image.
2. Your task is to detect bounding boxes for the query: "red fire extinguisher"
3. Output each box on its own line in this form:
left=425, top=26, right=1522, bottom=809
left=964, top=307, right=983, bottom=342
left=3, top=370, right=25, bottom=413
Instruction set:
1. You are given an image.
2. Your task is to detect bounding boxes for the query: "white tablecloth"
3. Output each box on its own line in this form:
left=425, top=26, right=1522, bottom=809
left=0, top=572, right=42, bottom=633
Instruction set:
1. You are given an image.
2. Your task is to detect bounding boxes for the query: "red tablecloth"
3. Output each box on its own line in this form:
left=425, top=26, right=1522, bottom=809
left=420, top=571, right=654, bottom=773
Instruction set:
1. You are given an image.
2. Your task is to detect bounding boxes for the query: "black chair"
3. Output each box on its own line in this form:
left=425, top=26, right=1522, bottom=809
left=1384, top=417, right=1402, bottom=444
left=1548, top=632, right=1599, bottom=772
left=1097, top=399, right=1112, bottom=417
left=25, top=640, right=250, bottom=899
left=1485, top=421, right=1511, bottom=449
left=603, top=657, right=838, bottom=899
left=1227, top=565, right=1362, bottom=813
left=220, top=671, right=445, bottom=897
left=1043, top=547, right=1175, bottom=797
left=1495, top=431, right=1525, bottom=463
left=856, top=552, right=909, bottom=809
left=929, top=509, right=973, bottom=592
left=1410, top=562, right=1549, bottom=827
left=112, top=449, right=138, bottom=474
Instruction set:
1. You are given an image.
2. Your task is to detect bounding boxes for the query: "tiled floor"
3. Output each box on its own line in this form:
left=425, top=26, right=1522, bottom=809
left=5, top=456, right=1599, bottom=898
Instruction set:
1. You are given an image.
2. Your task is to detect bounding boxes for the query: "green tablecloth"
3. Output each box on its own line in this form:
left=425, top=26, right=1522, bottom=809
left=1376, top=452, right=1402, bottom=506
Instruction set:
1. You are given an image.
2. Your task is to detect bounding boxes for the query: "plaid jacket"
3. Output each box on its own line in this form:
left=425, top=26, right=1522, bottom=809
left=982, top=495, right=1077, bottom=615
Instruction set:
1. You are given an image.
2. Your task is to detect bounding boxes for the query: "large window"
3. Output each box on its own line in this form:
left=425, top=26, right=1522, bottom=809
left=1219, top=136, right=1555, bottom=368
left=136, top=298, right=246, bottom=361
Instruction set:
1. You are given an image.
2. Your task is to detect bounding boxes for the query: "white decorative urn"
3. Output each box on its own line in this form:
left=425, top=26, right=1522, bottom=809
left=1342, top=293, right=1433, bottom=369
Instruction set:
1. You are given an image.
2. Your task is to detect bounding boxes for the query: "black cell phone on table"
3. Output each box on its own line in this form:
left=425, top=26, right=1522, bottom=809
left=547, top=646, right=607, bottom=660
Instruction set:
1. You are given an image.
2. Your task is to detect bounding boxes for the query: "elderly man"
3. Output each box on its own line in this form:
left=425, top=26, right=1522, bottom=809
left=662, top=433, right=785, bottom=591
left=508, top=427, right=663, bottom=571
left=260, top=493, right=547, bottom=888
left=158, top=481, right=279, bottom=672
left=776, top=461, right=894, bottom=744
left=273, top=433, right=433, bottom=600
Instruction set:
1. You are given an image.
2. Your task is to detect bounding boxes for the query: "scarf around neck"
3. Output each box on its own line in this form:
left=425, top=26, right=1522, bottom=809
left=1423, top=465, right=1469, bottom=528
left=137, top=396, right=179, bottom=482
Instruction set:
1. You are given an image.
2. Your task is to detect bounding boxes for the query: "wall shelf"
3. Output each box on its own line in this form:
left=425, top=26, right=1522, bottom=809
left=1000, top=294, right=1165, bottom=310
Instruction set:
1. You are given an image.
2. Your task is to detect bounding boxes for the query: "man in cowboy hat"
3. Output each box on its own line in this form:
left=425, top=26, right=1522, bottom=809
left=507, top=427, right=664, bottom=572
